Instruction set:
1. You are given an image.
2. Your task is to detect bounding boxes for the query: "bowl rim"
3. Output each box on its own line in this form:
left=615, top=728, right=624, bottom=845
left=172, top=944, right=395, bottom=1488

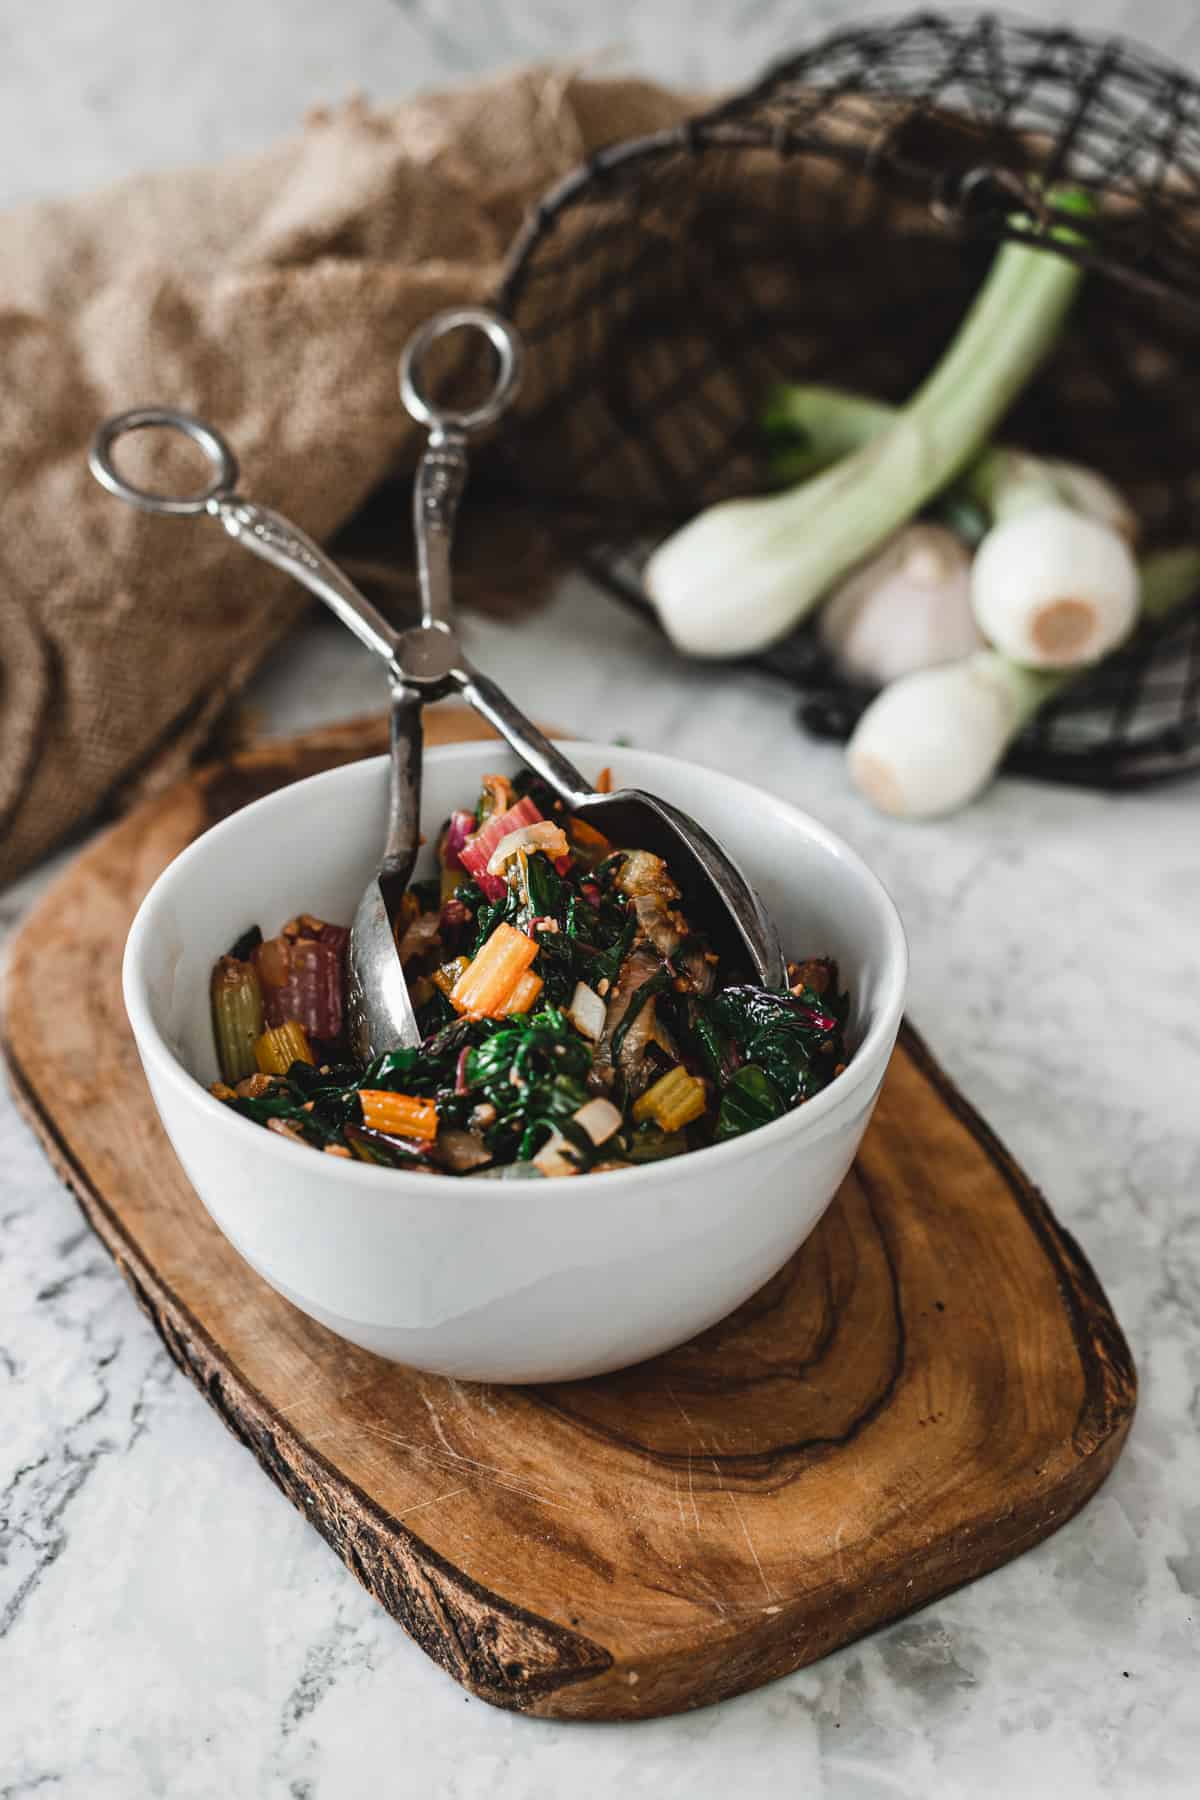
left=123, top=738, right=908, bottom=1194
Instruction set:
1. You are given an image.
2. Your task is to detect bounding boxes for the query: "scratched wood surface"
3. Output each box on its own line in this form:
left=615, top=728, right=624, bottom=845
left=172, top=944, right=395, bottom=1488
left=1, top=710, right=1137, bottom=1720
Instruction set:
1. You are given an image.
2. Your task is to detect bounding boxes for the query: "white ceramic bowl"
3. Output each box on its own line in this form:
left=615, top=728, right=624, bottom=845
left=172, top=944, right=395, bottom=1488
left=124, top=741, right=906, bottom=1382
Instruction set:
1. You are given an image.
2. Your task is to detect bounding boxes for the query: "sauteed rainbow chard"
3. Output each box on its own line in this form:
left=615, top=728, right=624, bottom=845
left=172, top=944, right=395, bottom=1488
left=208, top=771, right=850, bottom=1177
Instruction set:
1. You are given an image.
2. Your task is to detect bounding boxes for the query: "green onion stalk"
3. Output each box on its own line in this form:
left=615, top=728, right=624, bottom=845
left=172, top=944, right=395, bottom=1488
left=644, top=196, right=1094, bottom=658
left=766, top=377, right=1142, bottom=669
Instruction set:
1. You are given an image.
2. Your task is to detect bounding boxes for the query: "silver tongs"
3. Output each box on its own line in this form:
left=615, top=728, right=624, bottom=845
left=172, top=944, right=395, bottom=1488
left=90, top=308, right=783, bottom=1058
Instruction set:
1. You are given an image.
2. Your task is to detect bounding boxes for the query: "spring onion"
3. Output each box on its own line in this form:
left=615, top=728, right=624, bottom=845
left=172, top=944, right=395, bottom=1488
left=769, top=383, right=1139, bottom=668
left=771, top=390, right=1106, bottom=526
left=769, top=388, right=1137, bottom=548
left=971, top=502, right=1138, bottom=667
left=1040, top=458, right=1137, bottom=542
left=646, top=200, right=1091, bottom=657
left=847, top=546, right=1200, bottom=818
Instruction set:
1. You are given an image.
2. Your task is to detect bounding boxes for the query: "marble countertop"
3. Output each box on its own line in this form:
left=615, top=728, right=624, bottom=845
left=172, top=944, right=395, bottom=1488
left=3, top=3, right=1199, bottom=1796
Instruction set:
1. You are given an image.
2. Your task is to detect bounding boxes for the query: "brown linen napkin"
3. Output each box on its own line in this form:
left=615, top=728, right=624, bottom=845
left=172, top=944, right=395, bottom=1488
left=0, top=68, right=695, bottom=884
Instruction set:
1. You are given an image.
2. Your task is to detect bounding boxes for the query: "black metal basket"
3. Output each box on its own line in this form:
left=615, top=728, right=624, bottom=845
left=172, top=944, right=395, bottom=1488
left=493, top=10, right=1200, bottom=788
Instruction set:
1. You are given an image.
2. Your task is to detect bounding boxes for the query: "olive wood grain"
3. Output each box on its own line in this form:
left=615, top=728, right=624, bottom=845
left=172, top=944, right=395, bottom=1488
left=1, top=709, right=1136, bottom=1720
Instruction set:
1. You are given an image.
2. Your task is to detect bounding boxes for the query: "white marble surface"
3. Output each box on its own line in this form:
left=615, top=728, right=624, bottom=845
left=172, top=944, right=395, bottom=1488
left=3, top=3, right=1200, bottom=1797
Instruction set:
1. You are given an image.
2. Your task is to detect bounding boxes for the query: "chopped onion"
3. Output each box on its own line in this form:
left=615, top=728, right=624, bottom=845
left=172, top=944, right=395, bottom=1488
left=533, top=1100, right=623, bottom=1176
left=485, top=821, right=570, bottom=876
left=572, top=1097, right=623, bottom=1146
left=436, top=1129, right=493, bottom=1173
left=568, top=980, right=606, bottom=1042
left=616, top=849, right=680, bottom=900
left=532, top=1129, right=579, bottom=1179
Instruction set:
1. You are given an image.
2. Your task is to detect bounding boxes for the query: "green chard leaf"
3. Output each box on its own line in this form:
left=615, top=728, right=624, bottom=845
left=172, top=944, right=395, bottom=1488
left=710, top=983, right=847, bottom=1106
left=715, top=1065, right=785, bottom=1140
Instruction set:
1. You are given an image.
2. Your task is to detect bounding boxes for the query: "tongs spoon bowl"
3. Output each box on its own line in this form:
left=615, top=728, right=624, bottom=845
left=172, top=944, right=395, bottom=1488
left=90, top=309, right=784, bottom=1061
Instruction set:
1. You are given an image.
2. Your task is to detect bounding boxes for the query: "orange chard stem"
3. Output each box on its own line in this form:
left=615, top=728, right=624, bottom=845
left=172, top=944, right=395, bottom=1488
left=358, top=1091, right=440, bottom=1141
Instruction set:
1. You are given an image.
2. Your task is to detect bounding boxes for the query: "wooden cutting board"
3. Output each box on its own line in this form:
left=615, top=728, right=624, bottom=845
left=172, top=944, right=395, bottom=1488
left=1, top=710, right=1136, bottom=1721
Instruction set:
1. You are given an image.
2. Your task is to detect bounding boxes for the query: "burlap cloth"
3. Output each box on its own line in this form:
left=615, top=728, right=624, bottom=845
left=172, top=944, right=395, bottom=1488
left=0, top=68, right=700, bottom=885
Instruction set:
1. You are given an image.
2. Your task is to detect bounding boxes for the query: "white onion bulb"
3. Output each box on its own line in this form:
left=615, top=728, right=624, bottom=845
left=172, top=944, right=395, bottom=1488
left=971, top=506, right=1139, bottom=669
left=1043, top=459, right=1138, bottom=543
left=847, top=654, right=1026, bottom=818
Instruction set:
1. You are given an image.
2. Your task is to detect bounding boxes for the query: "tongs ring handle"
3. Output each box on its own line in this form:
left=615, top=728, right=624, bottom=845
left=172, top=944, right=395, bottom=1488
left=398, top=306, right=522, bottom=436
left=89, top=407, right=240, bottom=516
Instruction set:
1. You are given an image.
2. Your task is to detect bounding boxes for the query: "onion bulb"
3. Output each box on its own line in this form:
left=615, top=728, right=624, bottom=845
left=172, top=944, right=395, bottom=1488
left=970, top=505, right=1139, bottom=668
left=767, top=384, right=1141, bottom=670
left=646, top=221, right=1088, bottom=658
left=848, top=546, right=1200, bottom=818
left=1041, top=458, right=1137, bottom=542
left=847, top=654, right=1030, bottom=818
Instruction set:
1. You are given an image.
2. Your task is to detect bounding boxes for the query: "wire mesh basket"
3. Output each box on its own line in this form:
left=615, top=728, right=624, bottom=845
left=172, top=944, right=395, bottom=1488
left=492, top=10, right=1200, bottom=788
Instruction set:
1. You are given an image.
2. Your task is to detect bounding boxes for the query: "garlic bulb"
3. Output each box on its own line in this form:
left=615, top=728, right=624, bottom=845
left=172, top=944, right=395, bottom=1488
left=971, top=505, right=1139, bottom=668
left=818, top=523, right=982, bottom=687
